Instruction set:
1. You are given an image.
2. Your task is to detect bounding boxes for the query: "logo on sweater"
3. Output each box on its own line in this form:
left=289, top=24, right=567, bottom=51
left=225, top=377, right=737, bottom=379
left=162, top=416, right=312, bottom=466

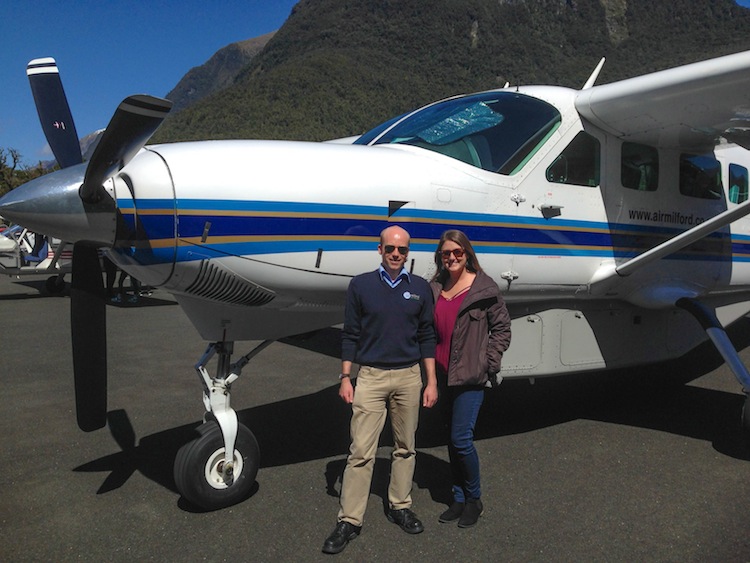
left=403, top=291, right=420, bottom=301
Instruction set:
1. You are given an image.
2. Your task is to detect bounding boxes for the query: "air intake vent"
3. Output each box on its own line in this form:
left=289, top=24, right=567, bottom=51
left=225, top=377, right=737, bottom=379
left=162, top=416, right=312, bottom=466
left=184, top=260, right=275, bottom=306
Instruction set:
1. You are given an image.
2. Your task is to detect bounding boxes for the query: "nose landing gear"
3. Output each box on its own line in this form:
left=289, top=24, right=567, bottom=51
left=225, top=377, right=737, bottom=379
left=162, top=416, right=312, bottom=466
left=173, top=340, right=272, bottom=510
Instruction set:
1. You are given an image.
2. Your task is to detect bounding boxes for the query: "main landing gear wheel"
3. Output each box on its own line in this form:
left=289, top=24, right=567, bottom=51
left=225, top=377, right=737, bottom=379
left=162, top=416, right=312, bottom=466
left=45, top=275, right=66, bottom=295
left=742, top=396, right=750, bottom=434
left=174, top=421, right=260, bottom=510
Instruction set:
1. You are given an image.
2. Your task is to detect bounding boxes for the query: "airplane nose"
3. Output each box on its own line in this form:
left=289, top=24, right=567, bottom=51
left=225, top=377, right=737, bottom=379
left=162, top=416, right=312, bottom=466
left=0, top=162, right=117, bottom=246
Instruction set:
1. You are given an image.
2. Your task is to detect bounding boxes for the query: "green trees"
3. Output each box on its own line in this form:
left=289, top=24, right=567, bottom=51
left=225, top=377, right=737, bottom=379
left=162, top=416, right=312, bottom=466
left=0, top=148, right=47, bottom=198
left=153, top=0, right=750, bottom=145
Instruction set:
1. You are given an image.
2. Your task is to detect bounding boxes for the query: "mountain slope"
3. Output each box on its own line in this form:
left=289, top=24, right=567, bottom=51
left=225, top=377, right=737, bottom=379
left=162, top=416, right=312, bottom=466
left=166, top=32, right=276, bottom=112
left=153, top=0, right=750, bottom=144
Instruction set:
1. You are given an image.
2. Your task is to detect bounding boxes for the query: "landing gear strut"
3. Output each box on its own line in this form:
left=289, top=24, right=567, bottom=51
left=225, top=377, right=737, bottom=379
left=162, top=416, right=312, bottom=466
left=173, top=340, right=273, bottom=509
left=677, top=298, right=750, bottom=432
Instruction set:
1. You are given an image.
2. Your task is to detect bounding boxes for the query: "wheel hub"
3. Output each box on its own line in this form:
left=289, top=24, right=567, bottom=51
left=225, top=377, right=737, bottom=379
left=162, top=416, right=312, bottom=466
left=204, top=447, right=243, bottom=490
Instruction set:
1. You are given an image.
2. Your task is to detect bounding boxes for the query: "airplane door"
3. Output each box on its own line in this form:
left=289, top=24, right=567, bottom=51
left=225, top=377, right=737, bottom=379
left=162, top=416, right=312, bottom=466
left=513, top=129, right=610, bottom=287
left=502, top=128, right=610, bottom=373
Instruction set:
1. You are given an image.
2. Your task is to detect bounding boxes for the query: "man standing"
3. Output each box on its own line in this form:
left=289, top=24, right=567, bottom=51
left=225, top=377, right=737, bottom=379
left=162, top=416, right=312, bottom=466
left=322, top=225, right=438, bottom=555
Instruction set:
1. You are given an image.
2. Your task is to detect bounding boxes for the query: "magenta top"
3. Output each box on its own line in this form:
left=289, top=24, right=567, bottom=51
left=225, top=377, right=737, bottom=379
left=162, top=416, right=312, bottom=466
left=434, top=290, right=468, bottom=374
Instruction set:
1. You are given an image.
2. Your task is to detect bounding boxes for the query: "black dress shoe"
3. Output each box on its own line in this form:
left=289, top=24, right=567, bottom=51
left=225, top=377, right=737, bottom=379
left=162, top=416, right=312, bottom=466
left=438, top=501, right=465, bottom=523
left=387, top=508, right=424, bottom=534
left=322, top=521, right=361, bottom=554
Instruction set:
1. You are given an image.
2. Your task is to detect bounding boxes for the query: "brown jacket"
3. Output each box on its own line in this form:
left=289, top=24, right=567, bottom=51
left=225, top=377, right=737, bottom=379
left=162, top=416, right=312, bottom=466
left=430, top=270, right=511, bottom=386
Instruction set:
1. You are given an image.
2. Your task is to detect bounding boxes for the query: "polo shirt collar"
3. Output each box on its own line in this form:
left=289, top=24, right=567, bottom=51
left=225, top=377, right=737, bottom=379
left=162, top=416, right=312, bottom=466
left=378, top=265, right=410, bottom=288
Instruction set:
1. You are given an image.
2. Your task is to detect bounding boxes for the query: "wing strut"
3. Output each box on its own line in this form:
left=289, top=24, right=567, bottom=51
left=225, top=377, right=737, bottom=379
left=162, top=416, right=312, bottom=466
left=676, top=298, right=750, bottom=391
left=676, top=297, right=750, bottom=430
left=589, top=198, right=750, bottom=292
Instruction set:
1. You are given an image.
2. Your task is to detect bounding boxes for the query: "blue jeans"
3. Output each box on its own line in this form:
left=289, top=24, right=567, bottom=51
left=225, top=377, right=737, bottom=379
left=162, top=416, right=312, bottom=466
left=447, top=385, right=484, bottom=502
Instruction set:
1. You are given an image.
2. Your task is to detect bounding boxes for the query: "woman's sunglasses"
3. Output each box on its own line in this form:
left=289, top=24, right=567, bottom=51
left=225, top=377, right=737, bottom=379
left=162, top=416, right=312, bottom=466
left=384, top=245, right=409, bottom=255
left=440, top=248, right=465, bottom=259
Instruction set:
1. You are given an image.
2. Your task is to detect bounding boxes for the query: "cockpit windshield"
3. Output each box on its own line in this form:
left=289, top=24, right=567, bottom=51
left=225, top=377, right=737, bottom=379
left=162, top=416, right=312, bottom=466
left=356, top=91, right=561, bottom=175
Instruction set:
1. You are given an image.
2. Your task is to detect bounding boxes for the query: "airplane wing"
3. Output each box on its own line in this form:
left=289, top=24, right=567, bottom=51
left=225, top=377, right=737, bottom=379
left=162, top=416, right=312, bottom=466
left=575, top=50, right=750, bottom=151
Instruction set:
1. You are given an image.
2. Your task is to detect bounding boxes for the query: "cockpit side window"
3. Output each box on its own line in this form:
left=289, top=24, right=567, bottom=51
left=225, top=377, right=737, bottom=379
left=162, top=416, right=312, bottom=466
left=621, top=142, right=658, bottom=191
left=546, top=132, right=601, bottom=187
left=356, top=91, right=561, bottom=175
left=729, top=163, right=748, bottom=204
left=679, top=154, right=722, bottom=200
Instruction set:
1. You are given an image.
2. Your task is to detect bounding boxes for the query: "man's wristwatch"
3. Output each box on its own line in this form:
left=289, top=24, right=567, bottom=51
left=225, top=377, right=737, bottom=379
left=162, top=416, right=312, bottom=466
left=338, top=373, right=350, bottom=380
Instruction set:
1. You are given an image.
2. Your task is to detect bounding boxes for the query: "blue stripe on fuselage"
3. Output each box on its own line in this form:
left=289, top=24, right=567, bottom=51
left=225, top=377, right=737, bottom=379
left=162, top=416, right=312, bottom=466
left=117, top=198, right=742, bottom=264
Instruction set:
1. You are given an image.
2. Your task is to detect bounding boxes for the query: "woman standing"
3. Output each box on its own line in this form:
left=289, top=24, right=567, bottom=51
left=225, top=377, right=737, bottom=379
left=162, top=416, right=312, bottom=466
left=430, top=230, right=511, bottom=528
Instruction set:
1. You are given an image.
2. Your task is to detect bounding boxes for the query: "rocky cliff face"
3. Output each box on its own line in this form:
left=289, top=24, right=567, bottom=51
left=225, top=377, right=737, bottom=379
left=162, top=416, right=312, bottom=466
left=600, top=0, right=629, bottom=44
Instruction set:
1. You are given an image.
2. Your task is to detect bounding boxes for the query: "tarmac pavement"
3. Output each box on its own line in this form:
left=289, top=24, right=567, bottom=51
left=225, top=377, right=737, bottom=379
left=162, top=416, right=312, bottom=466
left=2, top=274, right=750, bottom=561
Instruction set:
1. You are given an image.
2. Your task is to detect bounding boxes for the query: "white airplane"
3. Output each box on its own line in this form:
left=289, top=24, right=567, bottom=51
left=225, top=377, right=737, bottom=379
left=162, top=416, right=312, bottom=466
left=0, top=223, right=73, bottom=292
left=3, top=51, right=750, bottom=510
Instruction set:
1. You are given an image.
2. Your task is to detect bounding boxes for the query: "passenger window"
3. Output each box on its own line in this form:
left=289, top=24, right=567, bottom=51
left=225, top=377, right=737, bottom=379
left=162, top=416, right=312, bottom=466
left=729, top=164, right=748, bottom=204
left=621, top=142, right=658, bottom=191
left=679, top=154, right=722, bottom=200
left=546, top=132, right=600, bottom=187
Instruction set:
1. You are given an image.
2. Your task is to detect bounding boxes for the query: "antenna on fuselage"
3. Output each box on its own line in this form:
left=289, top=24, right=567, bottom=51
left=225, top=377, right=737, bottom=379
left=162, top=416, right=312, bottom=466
left=582, top=57, right=606, bottom=90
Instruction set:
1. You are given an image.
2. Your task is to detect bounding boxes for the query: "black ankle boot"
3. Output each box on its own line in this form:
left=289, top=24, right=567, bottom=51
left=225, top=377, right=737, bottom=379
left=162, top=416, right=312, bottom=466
left=458, top=498, right=483, bottom=528
left=438, top=501, right=464, bottom=523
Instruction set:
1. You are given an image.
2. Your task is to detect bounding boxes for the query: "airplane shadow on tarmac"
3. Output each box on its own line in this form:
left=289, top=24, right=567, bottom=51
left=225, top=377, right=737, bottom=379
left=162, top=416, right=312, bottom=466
left=73, top=319, right=750, bottom=511
left=1, top=278, right=178, bottom=307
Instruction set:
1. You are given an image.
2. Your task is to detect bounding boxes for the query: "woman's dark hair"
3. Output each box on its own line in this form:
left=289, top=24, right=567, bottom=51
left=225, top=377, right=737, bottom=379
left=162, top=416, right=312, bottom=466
left=431, top=229, right=483, bottom=284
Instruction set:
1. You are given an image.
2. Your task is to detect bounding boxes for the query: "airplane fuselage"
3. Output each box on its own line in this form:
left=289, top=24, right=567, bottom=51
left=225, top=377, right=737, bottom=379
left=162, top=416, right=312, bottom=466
left=5, top=81, right=750, bottom=379
left=89, top=86, right=750, bottom=377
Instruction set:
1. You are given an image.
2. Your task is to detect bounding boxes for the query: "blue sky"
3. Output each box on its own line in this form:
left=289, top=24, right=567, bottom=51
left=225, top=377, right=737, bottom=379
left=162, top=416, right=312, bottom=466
left=1, top=0, right=299, bottom=165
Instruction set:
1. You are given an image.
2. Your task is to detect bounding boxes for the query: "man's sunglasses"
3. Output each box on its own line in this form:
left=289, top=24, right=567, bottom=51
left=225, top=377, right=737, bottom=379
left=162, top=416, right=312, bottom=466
left=384, top=245, right=409, bottom=255
left=440, top=248, right=465, bottom=259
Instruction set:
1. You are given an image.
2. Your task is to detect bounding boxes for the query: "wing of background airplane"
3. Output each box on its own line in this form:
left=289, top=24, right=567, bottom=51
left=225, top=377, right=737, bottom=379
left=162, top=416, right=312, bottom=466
left=575, top=50, right=750, bottom=151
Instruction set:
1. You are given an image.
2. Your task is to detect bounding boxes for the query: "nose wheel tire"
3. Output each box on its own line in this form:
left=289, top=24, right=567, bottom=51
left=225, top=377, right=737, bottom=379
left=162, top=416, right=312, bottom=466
left=174, top=421, right=259, bottom=510
left=45, top=275, right=66, bottom=295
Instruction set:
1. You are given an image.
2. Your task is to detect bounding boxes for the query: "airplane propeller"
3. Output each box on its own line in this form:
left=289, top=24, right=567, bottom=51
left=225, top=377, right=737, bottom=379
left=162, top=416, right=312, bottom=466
left=27, top=58, right=83, bottom=169
left=70, top=94, right=172, bottom=431
left=80, top=95, right=173, bottom=203
left=71, top=243, right=108, bottom=430
left=26, top=58, right=172, bottom=431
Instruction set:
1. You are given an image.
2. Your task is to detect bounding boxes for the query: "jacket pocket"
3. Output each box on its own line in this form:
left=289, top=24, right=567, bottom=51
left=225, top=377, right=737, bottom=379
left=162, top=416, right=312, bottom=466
left=468, top=308, right=486, bottom=321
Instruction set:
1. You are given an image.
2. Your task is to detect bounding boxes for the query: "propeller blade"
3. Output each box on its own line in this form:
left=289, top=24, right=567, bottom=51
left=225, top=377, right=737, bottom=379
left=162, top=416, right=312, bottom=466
left=27, top=57, right=83, bottom=169
left=80, top=95, right=172, bottom=202
left=70, top=243, right=107, bottom=431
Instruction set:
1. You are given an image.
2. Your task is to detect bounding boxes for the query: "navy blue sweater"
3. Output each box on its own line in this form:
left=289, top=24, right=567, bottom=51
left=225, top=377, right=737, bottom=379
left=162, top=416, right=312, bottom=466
left=341, top=269, right=436, bottom=368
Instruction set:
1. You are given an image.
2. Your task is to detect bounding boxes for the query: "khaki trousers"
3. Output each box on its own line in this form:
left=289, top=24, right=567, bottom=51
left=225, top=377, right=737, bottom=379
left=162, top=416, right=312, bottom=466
left=338, top=364, right=423, bottom=527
